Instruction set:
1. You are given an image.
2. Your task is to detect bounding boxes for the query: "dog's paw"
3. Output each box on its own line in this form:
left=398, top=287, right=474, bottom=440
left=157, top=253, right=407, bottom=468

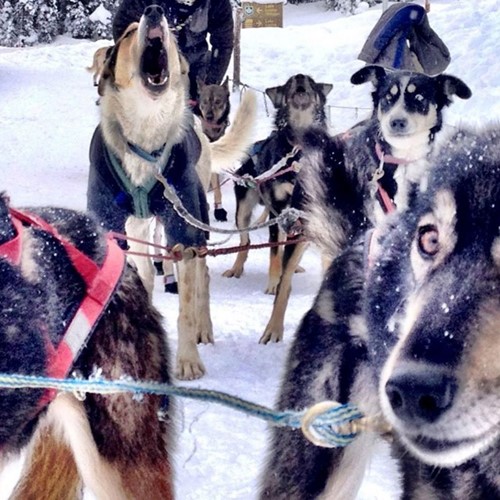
left=196, top=328, right=214, bottom=345
left=154, top=261, right=164, bottom=275
left=214, top=207, right=228, bottom=222
left=264, top=281, right=279, bottom=295
left=175, top=357, right=206, bottom=380
left=259, top=325, right=284, bottom=344
left=222, top=267, right=243, bottom=278
left=164, top=281, right=179, bottom=294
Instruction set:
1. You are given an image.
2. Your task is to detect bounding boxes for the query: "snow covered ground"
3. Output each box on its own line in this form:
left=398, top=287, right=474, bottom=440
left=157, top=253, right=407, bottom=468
left=0, top=0, right=499, bottom=497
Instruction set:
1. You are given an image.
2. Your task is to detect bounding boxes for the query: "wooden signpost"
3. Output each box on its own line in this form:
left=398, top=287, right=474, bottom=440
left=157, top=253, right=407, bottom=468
left=241, top=2, right=283, bottom=29
left=232, top=1, right=283, bottom=90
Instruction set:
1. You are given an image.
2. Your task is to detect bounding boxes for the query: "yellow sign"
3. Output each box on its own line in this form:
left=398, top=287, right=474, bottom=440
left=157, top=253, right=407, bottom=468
left=242, top=2, right=283, bottom=28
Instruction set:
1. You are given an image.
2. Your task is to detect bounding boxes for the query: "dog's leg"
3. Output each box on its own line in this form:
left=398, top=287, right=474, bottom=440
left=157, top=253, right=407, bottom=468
left=222, top=190, right=258, bottom=278
left=195, top=256, right=213, bottom=344
left=152, top=217, right=179, bottom=293
left=11, top=414, right=81, bottom=499
left=265, top=214, right=283, bottom=294
left=261, top=239, right=309, bottom=343
left=125, top=216, right=156, bottom=297
left=153, top=217, right=165, bottom=275
left=52, top=394, right=129, bottom=499
left=176, top=258, right=208, bottom=379
left=211, top=173, right=228, bottom=222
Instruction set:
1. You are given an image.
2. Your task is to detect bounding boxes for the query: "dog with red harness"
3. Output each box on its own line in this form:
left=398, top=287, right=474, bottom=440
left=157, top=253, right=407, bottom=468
left=0, top=193, right=173, bottom=498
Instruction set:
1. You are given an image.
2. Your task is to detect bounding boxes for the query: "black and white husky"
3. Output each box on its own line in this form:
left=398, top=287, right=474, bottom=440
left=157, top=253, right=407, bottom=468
left=261, top=65, right=472, bottom=344
left=260, top=125, right=500, bottom=499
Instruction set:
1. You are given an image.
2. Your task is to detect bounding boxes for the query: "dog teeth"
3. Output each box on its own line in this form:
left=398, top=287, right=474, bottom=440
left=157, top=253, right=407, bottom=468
left=148, top=75, right=168, bottom=86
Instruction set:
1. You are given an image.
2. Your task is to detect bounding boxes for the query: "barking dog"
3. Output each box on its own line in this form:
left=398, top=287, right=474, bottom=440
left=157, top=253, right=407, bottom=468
left=259, top=124, right=500, bottom=499
left=260, top=65, right=472, bottom=344
left=0, top=194, right=173, bottom=498
left=223, top=73, right=332, bottom=294
left=87, top=5, right=256, bottom=380
left=195, top=76, right=232, bottom=222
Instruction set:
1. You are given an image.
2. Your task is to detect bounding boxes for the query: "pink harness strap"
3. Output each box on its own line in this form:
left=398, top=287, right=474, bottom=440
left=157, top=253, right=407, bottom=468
left=2, top=208, right=125, bottom=407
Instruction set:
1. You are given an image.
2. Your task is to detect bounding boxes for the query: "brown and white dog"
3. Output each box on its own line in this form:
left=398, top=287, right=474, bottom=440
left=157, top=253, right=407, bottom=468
left=0, top=195, right=174, bottom=498
left=87, top=5, right=256, bottom=380
left=195, top=76, right=232, bottom=222
left=86, top=45, right=112, bottom=87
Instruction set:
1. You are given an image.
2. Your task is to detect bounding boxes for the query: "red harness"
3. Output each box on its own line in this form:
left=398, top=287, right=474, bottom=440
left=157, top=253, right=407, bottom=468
left=0, top=208, right=125, bottom=408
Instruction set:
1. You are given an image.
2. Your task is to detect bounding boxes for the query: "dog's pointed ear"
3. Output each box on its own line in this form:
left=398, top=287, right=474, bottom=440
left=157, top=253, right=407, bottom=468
left=197, top=76, right=205, bottom=91
left=265, top=85, right=285, bottom=109
left=350, top=65, right=387, bottom=86
left=435, top=74, right=472, bottom=101
left=222, top=76, right=229, bottom=92
left=317, top=83, right=333, bottom=98
left=97, top=44, right=117, bottom=97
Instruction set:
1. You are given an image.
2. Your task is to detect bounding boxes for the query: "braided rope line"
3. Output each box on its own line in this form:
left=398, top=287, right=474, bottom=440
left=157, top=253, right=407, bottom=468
left=155, top=172, right=306, bottom=235
left=0, top=373, right=390, bottom=448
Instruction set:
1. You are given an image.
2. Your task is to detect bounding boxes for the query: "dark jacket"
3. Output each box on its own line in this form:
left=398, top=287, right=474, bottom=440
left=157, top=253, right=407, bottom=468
left=113, top=0, right=234, bottom=95
left=87, top=124, right=208, bottom=249
left=358, top=3, right=450, bottom=75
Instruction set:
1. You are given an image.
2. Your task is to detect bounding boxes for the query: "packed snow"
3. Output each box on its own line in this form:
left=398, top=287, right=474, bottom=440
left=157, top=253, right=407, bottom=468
left=0, top=0, right=499, bottom=498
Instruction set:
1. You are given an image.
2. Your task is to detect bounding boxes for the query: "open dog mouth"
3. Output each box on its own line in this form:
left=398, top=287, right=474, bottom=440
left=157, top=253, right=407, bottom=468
left=400, top=428, right=498, bottom=466
left=290, top=87, right=313, bottom=108
left=140, top=27, right=169, bottom=90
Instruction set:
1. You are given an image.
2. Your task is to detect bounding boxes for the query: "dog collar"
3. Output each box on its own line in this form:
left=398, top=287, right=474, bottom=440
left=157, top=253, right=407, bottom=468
left=4, top=208, right=125, bottom=409
left=127, top=140, right=167, bottom=163
left=375, top=142, right=410, bottom=165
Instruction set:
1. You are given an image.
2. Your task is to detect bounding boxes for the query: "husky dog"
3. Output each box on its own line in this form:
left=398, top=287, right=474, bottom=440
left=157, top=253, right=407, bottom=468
left=260, top=125, right=500, bottom=499
left=87, top=5, right=256, bottom=380
left=0, top=194, right=173, bottom=498
left=223, top=73, right=333, bottom=294
left=260, top=65, right=472, bottom=344
left=195, top=76, right=232, bottom=222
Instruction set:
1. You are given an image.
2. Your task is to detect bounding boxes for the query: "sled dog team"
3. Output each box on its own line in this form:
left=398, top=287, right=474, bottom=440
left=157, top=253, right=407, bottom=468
left=1, top=5, right=498, bottom=499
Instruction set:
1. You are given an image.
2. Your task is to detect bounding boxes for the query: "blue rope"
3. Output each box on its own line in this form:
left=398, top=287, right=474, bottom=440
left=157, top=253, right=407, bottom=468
left=0, top=373, right=364, bottom=448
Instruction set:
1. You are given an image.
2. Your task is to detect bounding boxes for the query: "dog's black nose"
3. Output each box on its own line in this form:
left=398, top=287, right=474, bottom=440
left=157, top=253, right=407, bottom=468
left=390, top=117, right=408, bottom=132
left=144, top=4, right=164, bottom=23
left=385, top=367, right=456, bottom=425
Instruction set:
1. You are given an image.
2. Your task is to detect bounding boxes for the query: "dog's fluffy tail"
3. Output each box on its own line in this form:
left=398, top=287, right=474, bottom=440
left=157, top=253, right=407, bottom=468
left=209, top=90, right=257, bottom=173
left=299, top=128, right=352, bottom=261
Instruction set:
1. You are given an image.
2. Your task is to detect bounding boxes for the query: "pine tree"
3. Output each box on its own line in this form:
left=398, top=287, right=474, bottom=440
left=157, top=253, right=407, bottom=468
left=63, top=0, right=91, bottom=38
left=325, top=0, right=360, bottom=15
left=0, top=1, right=17, bottom=46
left=34, top=0, right=60, bottom=44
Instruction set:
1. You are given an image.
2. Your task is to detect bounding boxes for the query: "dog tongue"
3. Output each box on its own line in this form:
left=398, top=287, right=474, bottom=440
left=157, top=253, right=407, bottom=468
left=148, top=26, right=163, bottom=39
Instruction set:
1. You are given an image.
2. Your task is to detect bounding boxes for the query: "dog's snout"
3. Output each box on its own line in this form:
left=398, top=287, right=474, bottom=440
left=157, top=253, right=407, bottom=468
left=385, top=368, right=456, bottom=425
left=144, top=4, right=164, bottom=23
left=296, top=85, right=306, bottom=94
left=390, top=117, right=408, bottom=133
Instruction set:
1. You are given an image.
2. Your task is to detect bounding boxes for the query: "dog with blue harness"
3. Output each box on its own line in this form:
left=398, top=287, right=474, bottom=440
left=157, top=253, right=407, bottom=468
left=87, top=5, right=256, bottom=380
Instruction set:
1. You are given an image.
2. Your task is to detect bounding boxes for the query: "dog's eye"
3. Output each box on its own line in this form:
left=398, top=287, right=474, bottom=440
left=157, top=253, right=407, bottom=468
left=418, top=224, right=440, bottom=257
left=415, top=94, right=424, bottom=102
